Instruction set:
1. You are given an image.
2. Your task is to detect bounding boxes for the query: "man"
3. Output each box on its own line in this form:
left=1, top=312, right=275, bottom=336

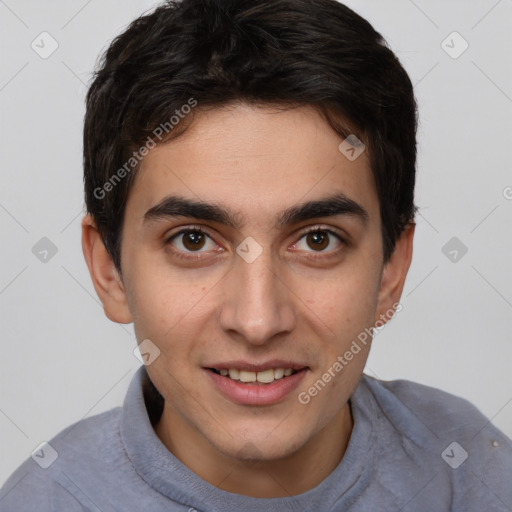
left=1, top=0, right=511, bottom=510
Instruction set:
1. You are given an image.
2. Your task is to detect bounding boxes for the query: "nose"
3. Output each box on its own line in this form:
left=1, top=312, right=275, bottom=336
left=218, top=250, right=297, bottom=346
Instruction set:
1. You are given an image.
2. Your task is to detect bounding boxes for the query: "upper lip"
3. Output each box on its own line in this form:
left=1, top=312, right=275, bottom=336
left=204, top=360, right=309, bottom=372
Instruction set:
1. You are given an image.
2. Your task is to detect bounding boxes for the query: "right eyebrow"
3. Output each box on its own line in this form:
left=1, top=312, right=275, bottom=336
left=143, top=195, right=241, bottom=228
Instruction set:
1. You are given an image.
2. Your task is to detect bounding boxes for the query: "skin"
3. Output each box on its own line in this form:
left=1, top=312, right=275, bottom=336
left=82, top=101, right=414, bottom=498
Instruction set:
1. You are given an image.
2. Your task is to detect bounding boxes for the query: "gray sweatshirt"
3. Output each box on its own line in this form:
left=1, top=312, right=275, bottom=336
left=1, top=366, right=511, bottom=511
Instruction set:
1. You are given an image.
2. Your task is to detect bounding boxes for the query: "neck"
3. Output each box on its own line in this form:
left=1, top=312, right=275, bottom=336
left=154, top=403, right=353, bottom=498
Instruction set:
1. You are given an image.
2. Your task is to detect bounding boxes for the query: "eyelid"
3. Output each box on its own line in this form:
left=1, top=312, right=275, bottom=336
left=300, top=224, right=346, bottom=238
left=295, top=224, right=347, bottom=243
left=166, top=224, right=215, bottom=241
left=164, top=223, right=348, bottom=258
left=165, top=223, right=346, bottom=240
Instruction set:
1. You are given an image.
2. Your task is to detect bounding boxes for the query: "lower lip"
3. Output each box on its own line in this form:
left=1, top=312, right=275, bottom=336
left=204, top=368, right=308, bottom=406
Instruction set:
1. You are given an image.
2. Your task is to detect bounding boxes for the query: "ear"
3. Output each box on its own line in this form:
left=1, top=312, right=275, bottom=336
left=374, top=222, right=415, bottom=325
left=81, top=214, right=133, bottom=324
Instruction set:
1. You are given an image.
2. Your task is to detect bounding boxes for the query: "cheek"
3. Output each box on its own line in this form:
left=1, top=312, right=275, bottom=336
left=131, top=284, right=208, bottom=345
left=303, top=265, right=380, bottom=334
left=125, top=251, right=215, bottom=338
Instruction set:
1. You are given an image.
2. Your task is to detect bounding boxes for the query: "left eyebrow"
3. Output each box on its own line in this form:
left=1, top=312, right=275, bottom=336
left=142, top=192, right=369, bottom=229
left=277, top=193, right=369, bottom=227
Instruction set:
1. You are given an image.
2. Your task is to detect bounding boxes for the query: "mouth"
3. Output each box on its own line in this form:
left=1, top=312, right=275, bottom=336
left=203, top=363, right=309, bottom=405
left=206, top=367, right=300, bottom=385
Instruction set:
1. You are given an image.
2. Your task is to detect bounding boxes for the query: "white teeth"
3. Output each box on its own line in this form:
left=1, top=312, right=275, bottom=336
left=239, top=370, right=257, bottom=383
left=218, top=368, right=296, bottom=383
left=274, top=368, right=285, bottom=380
left=256, top=369, right=275, bottom=383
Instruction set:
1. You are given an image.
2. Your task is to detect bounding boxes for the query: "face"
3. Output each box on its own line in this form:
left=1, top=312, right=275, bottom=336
left=85, top=102, right=412, bottom=464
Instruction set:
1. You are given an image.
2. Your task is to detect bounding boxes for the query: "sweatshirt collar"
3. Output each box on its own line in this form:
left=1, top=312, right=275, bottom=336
left=120, top=366, right=375, bottom=512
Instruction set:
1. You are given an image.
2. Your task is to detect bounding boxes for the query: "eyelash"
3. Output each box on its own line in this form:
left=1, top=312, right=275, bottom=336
left=165, top=226, right=216, bottom=261
left=165, top=224, right=347, bottom=261
left=296, top=226, right=346, bottom=259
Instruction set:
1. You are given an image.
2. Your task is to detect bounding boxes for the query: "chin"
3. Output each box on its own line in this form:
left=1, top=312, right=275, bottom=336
left=211, top=429, right=307, bottom=463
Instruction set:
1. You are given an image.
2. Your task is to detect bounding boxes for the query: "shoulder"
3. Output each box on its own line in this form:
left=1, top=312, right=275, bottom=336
left=361, top=375, right=509, bottom=443
left=0, top=407, right=122, bottom=511
left=358, top=375, right=512, bottom=509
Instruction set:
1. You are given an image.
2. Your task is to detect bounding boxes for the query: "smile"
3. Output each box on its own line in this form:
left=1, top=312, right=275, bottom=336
left=208, top=367, right=297, bottom=384
left=204, top=365, right=309, bottom=405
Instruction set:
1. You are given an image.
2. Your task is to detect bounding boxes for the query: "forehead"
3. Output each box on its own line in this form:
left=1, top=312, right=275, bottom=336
left=125, top=103, right=379, bottom=226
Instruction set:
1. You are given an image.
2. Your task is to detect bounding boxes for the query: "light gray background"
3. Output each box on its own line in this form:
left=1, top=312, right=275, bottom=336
left=1, top=0, right=511, bottom=486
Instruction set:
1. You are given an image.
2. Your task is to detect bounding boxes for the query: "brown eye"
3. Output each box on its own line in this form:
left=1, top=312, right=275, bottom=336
left=306, top=231, right=329, bottom=251
left=293, top=229, right=343, bottom=253
left=169, top=229, right=217, bottom=253
left=182, top=231, right=206, bottom=251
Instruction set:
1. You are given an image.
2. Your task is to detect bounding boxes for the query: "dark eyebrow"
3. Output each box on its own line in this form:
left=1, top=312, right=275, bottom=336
left=277, top=194, right=369, bottom=226
left=143, top=196, right=241, bottom=227
left=143, top=193, right=369, bottom=228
